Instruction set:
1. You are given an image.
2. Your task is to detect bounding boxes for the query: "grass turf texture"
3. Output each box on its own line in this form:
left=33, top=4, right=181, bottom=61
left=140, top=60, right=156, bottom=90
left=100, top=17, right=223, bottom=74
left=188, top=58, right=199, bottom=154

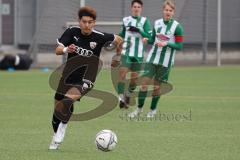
left=0, top=65, right=239, bottom=160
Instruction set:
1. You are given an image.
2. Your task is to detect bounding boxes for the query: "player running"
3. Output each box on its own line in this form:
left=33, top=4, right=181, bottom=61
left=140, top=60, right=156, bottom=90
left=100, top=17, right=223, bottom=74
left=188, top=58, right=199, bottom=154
left=115, top=0, right=151, bottom=109
left=128, top=0, right=184, bottom=118
left=49, top=6, right=122, bottom=150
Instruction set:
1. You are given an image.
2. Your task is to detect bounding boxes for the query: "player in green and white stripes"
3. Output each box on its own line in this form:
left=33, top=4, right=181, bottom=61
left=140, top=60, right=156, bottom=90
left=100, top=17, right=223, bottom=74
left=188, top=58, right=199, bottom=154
left=129, top=0, right=184, bottom=118
left=116, top=0, right=151, bottom=109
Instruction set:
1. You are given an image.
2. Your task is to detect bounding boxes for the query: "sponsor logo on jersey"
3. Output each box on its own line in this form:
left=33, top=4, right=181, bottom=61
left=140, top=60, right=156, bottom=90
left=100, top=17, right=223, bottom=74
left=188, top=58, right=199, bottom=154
left=156, top=33, right=170, bottom=41
left=90, top=42, right=97, bottom=49
left=75, top=46, right=93, bottom=57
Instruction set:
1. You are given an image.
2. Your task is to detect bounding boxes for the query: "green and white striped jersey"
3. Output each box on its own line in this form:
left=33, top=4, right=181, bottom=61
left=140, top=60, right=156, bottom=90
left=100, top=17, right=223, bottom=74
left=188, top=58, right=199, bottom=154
left=119, top=16, right=151, bottom=60
left=146, top=18, right=181, bottom=67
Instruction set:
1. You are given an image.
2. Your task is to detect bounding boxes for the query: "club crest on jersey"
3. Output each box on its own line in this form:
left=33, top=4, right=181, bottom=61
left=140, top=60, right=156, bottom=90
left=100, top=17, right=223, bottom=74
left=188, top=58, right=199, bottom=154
left=90, top=42, right=97, bottom=49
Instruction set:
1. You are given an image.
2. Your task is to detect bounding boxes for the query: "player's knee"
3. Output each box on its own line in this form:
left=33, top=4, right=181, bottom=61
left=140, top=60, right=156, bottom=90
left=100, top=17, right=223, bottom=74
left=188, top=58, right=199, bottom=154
left=65, top=94, right=81, bottom=101
left=140, top=84, right=148, bottom=91
left=140, top=79, right=149, bottom=91
left=152, top=86, right=160, bottom=96
left=65, top=87, right=81, bottom=100
left=119, top=72, right=126, bottom=80
left=131, top=72, right=138, bottom=80
left=153, top=85, right=160, bottom=91
left=119, top=69, right=128, bottom=80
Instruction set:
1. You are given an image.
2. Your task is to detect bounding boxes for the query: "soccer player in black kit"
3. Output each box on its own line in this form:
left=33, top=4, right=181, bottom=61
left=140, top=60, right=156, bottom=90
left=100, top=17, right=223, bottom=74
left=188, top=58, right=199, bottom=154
left=49, top=6, right=122, bottom=150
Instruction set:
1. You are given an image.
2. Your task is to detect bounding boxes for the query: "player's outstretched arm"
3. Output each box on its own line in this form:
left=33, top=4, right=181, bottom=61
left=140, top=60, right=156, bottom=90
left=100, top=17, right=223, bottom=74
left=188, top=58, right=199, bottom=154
left=55, top=44, right=76, bottom=55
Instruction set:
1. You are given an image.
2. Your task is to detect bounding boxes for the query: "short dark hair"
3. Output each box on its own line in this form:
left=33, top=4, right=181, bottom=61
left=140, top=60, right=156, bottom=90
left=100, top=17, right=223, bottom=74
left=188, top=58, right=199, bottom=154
left=131, top=0, right=143, bottom=6
left=78, top=6, right=97, bottom=20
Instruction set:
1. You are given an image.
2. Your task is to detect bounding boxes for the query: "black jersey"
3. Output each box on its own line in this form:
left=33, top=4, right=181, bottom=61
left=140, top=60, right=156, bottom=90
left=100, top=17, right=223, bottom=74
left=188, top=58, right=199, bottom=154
left=57, top=26, right=115, bottom=59
left=57, top=26, right=115, bottom=84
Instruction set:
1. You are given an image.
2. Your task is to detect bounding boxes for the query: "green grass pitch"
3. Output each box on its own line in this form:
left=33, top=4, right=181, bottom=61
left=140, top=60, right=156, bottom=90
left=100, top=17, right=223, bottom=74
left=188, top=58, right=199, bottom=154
left=0, top=65, right=240, bottom=160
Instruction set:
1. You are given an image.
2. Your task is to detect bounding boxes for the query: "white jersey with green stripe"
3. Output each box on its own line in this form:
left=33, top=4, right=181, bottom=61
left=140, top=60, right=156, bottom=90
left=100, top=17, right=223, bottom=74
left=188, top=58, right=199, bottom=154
left=121, top=16, right=148, bottom=59
left=147, top=18, right=179, bottom=67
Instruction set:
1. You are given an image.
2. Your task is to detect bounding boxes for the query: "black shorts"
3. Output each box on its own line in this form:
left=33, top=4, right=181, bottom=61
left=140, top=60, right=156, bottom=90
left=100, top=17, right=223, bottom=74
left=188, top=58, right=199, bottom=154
left=54, top=76, right=84, bottom=101
left=54, top=67, right=86, bottom=101
left=54, top=62, right=95, bottom=101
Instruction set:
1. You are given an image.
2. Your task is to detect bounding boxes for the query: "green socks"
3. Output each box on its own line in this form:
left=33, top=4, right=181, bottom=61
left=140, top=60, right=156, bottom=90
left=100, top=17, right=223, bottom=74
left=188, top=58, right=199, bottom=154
left=117, top=82, right=125, bottom=94
left=138, top=91, right=147, bottom=108
left=150, top=96, right=160, bottom=110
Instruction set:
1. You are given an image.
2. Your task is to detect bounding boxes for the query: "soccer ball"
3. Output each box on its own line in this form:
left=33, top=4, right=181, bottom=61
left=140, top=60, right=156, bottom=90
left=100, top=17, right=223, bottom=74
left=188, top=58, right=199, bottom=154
left=95, top=129, right=118, bottom=152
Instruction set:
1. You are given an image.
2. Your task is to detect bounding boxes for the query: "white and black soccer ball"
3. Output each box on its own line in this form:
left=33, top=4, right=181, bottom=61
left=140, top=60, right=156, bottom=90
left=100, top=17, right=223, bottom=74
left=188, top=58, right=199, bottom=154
left=95, top=129, right=118, bottom=152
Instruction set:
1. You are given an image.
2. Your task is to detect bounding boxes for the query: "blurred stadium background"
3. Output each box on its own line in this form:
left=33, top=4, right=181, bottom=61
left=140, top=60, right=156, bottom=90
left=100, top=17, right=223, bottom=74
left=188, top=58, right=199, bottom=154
left=0, top=0, right=239, bottom=67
